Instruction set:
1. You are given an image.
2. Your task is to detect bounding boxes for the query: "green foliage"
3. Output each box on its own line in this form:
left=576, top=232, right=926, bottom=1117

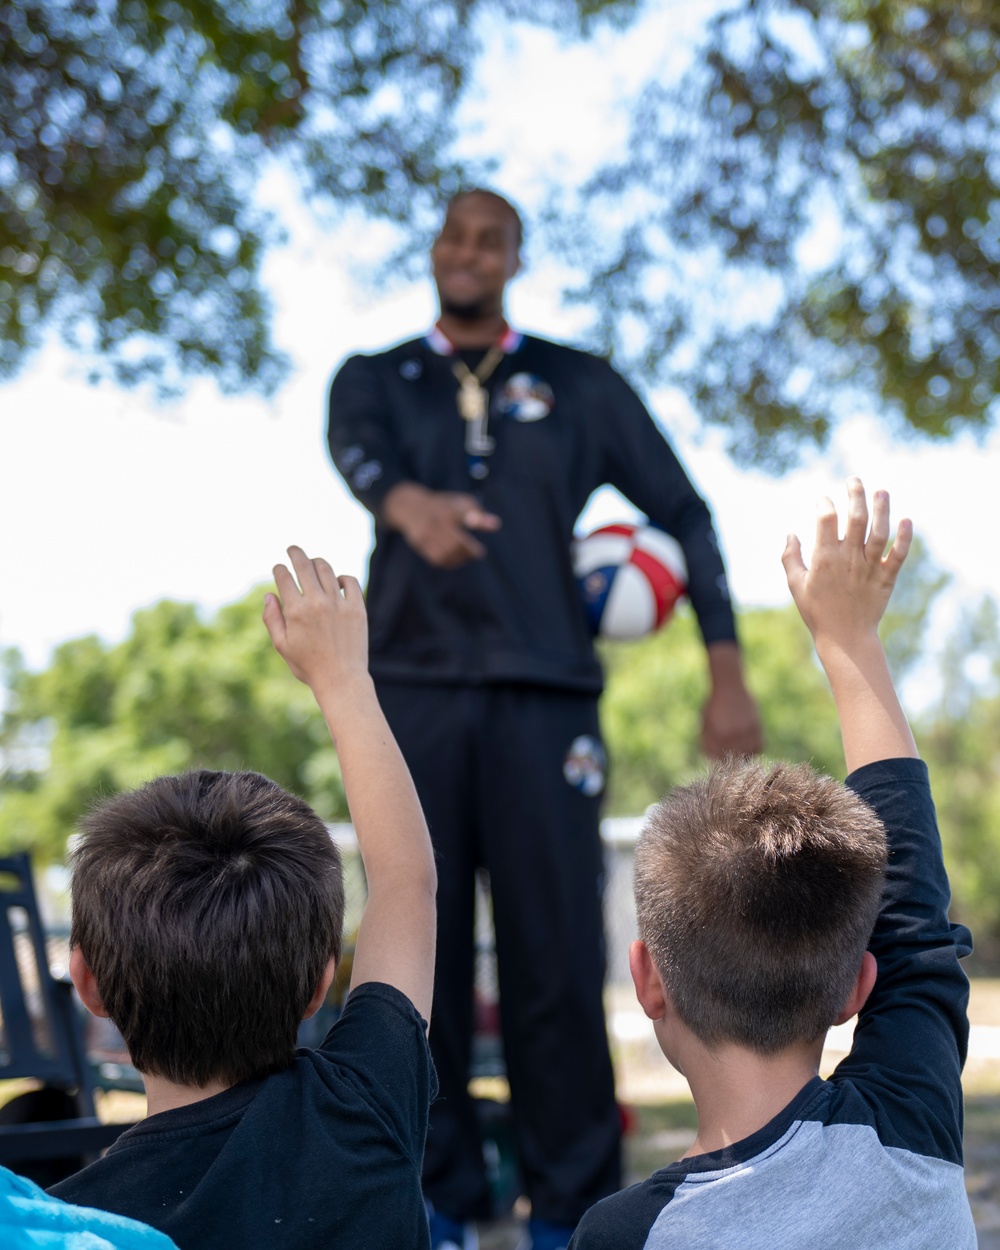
left=559, top=0, right=1000, bottom=467
left=600, top=571, right=1000, bottom=970
left=600, top=602, right=843, bottom=816
left=915, top=595, right=1000, bottom=967
left=921, top=695, right=1000, bottom=969
left=7, top=0, right=996, bottom=461
left=0, top=588, right=346, bottom=858
left=0, top=0, right=634, bottom=394
left=8, top=563, right=1000, bottom=969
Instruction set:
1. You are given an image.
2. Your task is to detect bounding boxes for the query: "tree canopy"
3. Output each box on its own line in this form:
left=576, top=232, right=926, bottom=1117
left=0, top=0, right=634, bottom=393
left=599, top=603, right=844, bottom=816
left=563, top=0, right=1000, bottom=466
left=3, top=0, right=998, bottom=460
left=0, top=589, right=347, bottom=856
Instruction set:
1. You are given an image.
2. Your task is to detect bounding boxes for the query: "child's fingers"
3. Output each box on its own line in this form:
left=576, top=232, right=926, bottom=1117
left=287, top=545, right=320, bottom=593
left=337, top=574, right=364, bottom=606
left=781, top=532, right=805, bottom=577
left=814, top=496, right=839, bottom=549
left=883, top=518, right=913, bottom=577
left=313, top=557, right=339, bottom=596
left=261, top=592, right=286, bottom=646
left=865, top=489, right=890, bottom=562
left=842, top=477, right=869, bottom=548
left=272, top=562, right=299, bottom=601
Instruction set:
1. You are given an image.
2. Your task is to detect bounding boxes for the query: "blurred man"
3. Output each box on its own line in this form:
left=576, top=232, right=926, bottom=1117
left=327, top=189, right=762, bottom=1250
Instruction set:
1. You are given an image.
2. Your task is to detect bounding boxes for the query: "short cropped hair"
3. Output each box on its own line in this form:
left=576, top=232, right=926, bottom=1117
left=70, top=770, right=345, bottom=1087
left=445, top=187, right=524, bottom=248
left=635, top=759, right=887, bottom=1055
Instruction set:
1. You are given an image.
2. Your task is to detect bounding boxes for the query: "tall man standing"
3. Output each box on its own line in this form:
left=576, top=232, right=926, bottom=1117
left=327, top=190, right=763, bottom=1250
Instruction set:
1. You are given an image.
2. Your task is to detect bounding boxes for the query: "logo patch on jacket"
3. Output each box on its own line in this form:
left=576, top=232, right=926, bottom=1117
left=563, top=735, right=606, bottom=797
left=498, top=373, right=554, bottom=422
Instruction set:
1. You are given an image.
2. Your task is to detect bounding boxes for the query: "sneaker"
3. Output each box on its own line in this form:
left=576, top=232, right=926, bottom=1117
left=427, top=1206, right=479, bottom=1250
left=525, top=1217, right=576, bottom=1250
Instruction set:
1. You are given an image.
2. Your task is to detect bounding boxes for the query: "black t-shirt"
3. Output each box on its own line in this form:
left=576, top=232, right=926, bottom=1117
left=327, top=333, right=737, bottom=692
left=51, top=983, right=436, bottom=1250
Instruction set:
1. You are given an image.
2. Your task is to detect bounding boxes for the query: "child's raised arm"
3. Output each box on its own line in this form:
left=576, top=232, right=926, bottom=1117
left=782, top=478, right=917, bottom=771
left=263, top=546, right=436, bottom=1022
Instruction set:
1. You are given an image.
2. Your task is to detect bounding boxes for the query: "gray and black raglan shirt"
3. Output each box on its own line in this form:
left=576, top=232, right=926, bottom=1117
left=570, top=758, right=977, bottom=1250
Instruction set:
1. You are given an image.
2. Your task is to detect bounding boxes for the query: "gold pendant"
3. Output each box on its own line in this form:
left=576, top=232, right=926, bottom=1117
left=457, top=376, right=487, bottom=422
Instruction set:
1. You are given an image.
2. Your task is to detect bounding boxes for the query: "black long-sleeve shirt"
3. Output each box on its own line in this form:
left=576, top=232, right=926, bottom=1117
left=327, top=332, right=737, bottom=692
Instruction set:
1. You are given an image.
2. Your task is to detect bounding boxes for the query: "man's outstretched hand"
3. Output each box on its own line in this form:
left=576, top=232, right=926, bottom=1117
left=381, top=482, right=501, bottom=568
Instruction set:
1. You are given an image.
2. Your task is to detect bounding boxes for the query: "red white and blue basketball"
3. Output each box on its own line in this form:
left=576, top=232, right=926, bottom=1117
left=572, top=523, right=687, bottom=640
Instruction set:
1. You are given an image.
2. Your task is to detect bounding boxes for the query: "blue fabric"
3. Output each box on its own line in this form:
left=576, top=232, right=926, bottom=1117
left=529, top=1216, right=576, bottom=1250
left=1, top=1163, right=177, bottom=1248
left=427, top=1207, right=473, bottom=1248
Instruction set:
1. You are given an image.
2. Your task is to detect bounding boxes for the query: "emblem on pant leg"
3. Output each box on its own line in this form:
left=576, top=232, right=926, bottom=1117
left=563, top=735, right=606, bottom=797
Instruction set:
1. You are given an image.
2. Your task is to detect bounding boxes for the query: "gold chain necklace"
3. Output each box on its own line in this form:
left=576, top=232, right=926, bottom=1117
left=451, top=345, right=505, bottom=422
left=451, top=344, right=505, bottom=455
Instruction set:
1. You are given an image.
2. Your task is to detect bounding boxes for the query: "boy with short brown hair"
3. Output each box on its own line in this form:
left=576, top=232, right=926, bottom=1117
left=571, top=481, right=976, bottom=1249
left=52, top=548, right=438, bottom=1250
left=634, top=754, right=888, bottom=1056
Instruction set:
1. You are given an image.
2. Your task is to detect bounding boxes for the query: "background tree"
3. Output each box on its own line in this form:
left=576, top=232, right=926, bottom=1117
left=599, top=604, right=843, bottom=816
left=555, top=0, right=1000, bottom=467
left=0, top=0, right=635, bottom=394
left=915, top=595, right=1000, bottom=969
left=6, top=545, right=1000, bottom=966
left=601, top=535, right=946, bottom=812
left=7, top=0, right=999, bottom=465
left=0, top=589, right=347, bottom=857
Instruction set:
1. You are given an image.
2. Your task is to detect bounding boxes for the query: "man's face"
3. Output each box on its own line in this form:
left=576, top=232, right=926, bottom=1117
left=431, top=194, right=521, bottom=320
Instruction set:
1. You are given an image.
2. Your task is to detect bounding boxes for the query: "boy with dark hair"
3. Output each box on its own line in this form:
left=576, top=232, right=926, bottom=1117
left=570, top=480, right=976, bottom=1249
left=51, top=548, right=438, bottom=1250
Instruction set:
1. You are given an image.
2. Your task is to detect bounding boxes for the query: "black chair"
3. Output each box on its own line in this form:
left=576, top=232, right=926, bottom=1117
left=0, top=853, right=135, bottom=1184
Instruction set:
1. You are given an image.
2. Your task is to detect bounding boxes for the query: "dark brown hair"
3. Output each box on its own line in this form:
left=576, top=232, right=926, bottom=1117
left=71, top=770, right=345, bottom=1087
left=635, top=759, right=887, bottom=1054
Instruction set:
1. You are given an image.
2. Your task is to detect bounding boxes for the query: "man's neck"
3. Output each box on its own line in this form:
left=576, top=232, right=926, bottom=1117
left=680, top=1036, right=823, bottom=1158
left=143, top=1072, right=232, bottom=1117
left=435, top=311, right=509, bottom=350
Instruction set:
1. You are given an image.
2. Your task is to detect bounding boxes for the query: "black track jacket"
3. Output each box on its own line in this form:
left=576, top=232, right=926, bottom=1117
left=327, top=332, right=737, bottom=694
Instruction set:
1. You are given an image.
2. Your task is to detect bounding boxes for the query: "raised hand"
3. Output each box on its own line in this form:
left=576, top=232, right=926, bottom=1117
left=264, top=544, right=436, bottom=1019
left=782, top=478, right=912, bottom=653
left=782, top=479, right=917, bottom=770
left=263, top=546, right=369, bottom=694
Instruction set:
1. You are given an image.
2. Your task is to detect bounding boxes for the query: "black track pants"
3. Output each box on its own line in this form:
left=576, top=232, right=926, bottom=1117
left=375, top=681, right=622, bottom=1227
